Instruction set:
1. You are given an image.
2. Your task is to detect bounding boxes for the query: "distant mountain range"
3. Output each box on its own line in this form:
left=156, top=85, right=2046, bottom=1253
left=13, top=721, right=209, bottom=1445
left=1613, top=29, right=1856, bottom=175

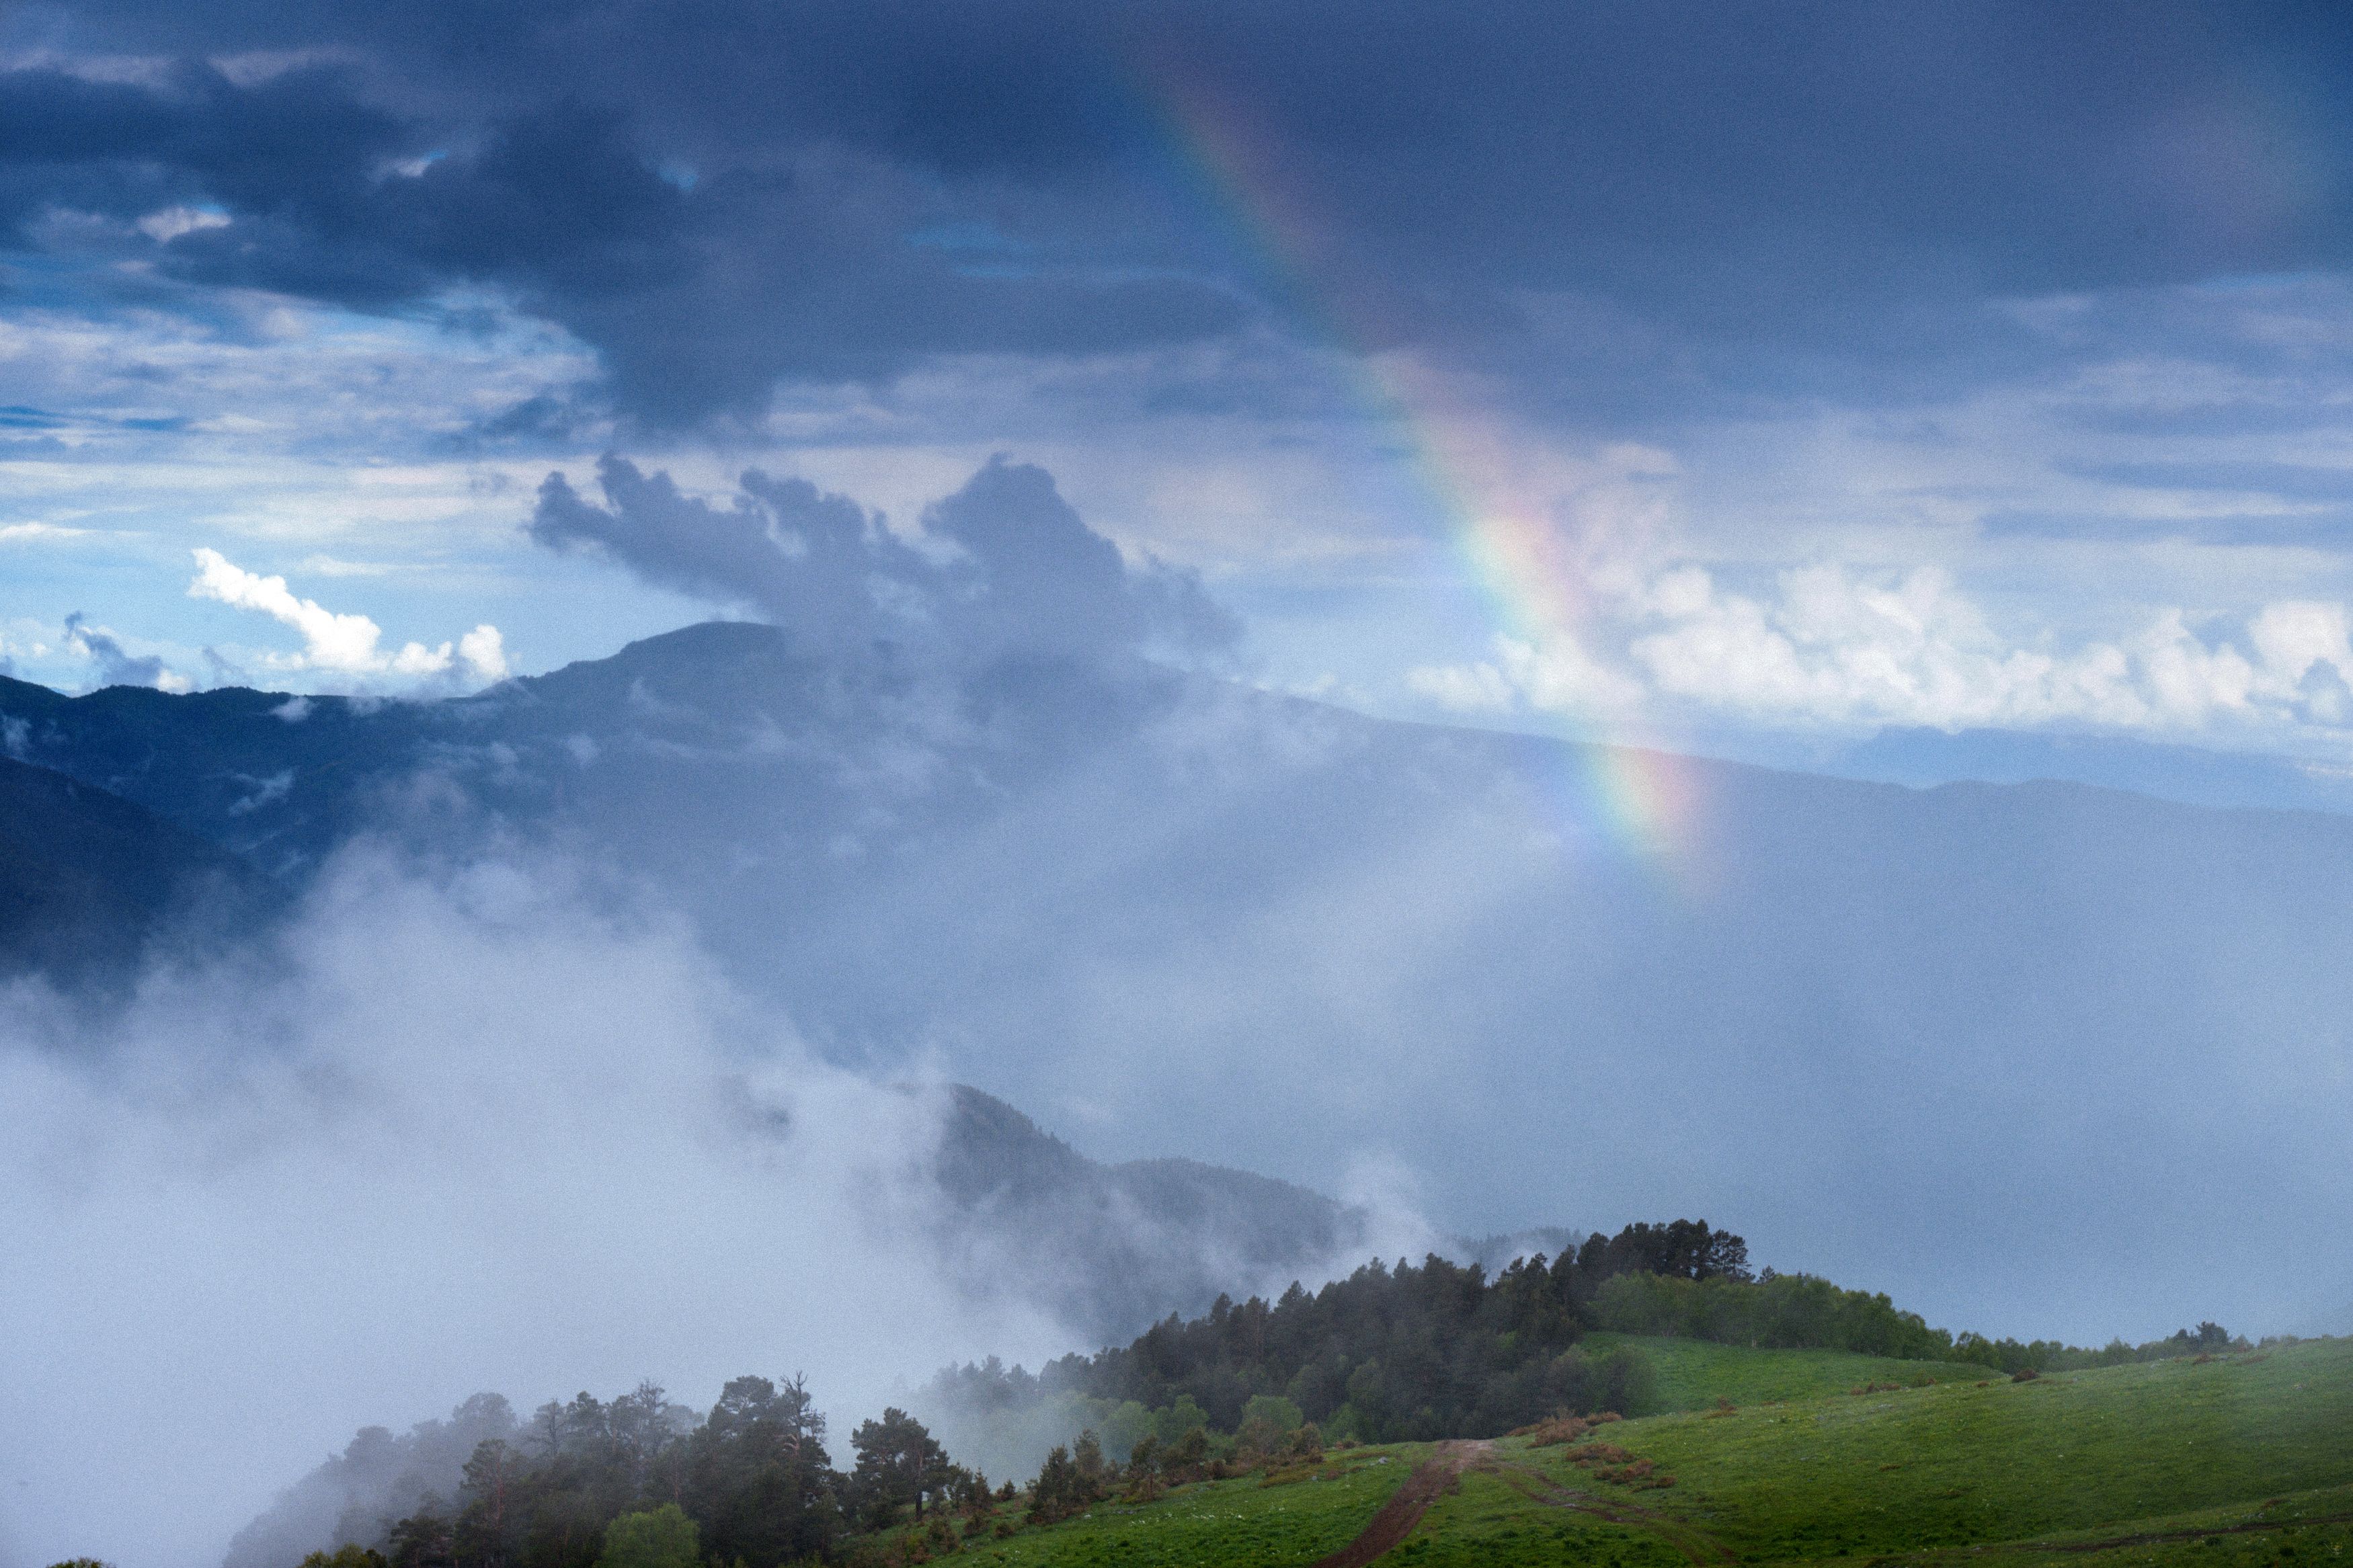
left=6, top=621, right=2350, bottom=1340
left=932, top=1083, right=1366, bottom=1338
left=1825, top=725, right=2353, bottom=816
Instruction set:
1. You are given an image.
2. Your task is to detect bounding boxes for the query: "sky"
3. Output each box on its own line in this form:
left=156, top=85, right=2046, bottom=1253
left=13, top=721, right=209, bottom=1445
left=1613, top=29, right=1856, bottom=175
left=9, top=13, right=2353, bottom=1559
left=7, top=0, right=2353, bottom=768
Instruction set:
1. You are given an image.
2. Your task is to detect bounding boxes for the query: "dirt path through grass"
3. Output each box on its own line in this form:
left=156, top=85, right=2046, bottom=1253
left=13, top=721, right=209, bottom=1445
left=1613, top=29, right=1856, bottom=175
left=1304, top=1441, right=1492, bottom=1568
left=1979, top=1511, right=2353, bottom=1555
left=1492, top=1459, right=1736, bottom=1567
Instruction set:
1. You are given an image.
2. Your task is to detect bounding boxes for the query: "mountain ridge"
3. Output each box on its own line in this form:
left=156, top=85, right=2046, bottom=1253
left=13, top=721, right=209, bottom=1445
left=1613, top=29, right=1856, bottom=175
left=7, top=622, right=2352, bottom=1337
left=932, top=1082, right=1365, bottom=1339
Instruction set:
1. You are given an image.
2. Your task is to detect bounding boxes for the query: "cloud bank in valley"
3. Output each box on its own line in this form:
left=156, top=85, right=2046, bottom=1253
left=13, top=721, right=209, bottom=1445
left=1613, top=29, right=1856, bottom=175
left=0, top=825, right=1436, bottom=1568
left=0, top=852, right=1068, bottom=1568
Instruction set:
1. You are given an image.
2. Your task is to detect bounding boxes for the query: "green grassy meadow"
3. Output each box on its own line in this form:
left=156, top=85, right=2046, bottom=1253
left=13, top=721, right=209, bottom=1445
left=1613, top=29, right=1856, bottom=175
left=932, top=1445, right=1433, bottom=1567
left=926, top=1337, right=2353, bottom=1568
left=1589, top=1333, right=1991, bottom=1412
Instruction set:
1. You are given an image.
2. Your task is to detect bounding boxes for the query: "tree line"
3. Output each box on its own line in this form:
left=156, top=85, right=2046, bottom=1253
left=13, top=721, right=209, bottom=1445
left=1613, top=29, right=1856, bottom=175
left=1589, top=1269, right=2248, bottom=1373
left=247, top=1377, right=1013, bottom=1568
left=921, top=1219, right=1751, bottom=1457
left=265, top=1378, right=1343, bottom=1568
left=55, top=1216, right=2256, bottom=1568
left=916, top=1219, right=2251, bottom=1469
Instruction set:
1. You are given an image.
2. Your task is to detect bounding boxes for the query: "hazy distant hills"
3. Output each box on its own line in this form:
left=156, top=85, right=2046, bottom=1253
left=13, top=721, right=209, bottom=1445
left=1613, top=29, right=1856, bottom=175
left=6, top=621, right=2352, bottom=1337
left=210, top=1079, right=1363, bottom=1568
left=1831, top=725, right=2353, bottom=816
left=0, top=622, right=1183, bottom=885
left=933, top=1084, right=1362, bottom=1337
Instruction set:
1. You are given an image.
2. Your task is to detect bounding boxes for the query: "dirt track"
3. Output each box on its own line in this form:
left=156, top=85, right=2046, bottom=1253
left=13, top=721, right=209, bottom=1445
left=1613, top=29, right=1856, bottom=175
left=1989, top=1512, right=2353, bottom=1555
left=1491, top=1460, right=1734, bottom=1566
left=1306, top=1441, right=1490, bottom=1568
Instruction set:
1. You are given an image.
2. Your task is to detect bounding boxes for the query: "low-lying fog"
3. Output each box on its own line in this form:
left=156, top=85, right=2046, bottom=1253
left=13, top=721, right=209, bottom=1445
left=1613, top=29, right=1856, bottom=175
left=0, top=853, right=1115, bottom=1568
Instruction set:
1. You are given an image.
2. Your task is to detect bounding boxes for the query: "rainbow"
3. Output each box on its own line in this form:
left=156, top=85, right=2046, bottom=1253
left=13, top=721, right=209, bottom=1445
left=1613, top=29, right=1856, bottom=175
left=1140, top=67, right=1704, bottom=866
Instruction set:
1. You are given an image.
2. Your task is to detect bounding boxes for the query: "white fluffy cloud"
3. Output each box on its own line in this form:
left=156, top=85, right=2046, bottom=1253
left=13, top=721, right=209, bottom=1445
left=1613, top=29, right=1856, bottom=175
left=189, top=548, right=508, bottom=684
left=1412, top=561, right=2353, bottom=742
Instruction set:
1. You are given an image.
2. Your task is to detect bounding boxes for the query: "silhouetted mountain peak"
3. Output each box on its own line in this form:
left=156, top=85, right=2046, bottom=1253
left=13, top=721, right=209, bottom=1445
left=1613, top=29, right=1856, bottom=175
left=498, top=620, right=817, bottom=713
left=930, top=1084, right=1357, bottom=1340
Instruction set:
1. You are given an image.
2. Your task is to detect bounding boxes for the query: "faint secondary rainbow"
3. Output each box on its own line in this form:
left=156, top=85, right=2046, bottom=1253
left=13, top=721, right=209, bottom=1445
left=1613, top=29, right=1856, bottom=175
left=1142, top=66, right=1700, bottom=862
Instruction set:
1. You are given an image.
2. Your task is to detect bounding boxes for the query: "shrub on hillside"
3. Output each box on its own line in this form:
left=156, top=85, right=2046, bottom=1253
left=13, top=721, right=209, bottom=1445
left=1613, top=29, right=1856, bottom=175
left=595, top=1505, right=700, bottom=1568
left=1509, top=1415, right=1592, bottom=1446
left=299, top=1552, right=385, bottom=1568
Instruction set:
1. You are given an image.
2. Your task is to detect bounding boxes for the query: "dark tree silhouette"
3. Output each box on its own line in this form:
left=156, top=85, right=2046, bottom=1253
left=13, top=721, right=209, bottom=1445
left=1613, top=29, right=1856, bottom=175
left=848, top=1406, right=950, bottom=1524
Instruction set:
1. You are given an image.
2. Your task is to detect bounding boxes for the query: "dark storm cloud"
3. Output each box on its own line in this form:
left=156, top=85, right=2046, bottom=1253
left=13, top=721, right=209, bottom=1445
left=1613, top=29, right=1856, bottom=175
left=530, top=454, right=1238, bottom=659
left=530, top=456, right=930, bottom=645
left=10, top=0, right=2353, bottom=422
left=0, top=60, right=1240, bottom=423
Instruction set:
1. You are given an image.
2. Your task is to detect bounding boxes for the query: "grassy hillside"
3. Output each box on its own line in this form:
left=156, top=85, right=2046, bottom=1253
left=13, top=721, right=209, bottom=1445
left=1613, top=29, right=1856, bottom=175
left=1589, top=1332, right=1989, bottom=1413
left=929, top=1446, right=1434, bottom=1567
left=918, top=1337, right=2353, bottom=1568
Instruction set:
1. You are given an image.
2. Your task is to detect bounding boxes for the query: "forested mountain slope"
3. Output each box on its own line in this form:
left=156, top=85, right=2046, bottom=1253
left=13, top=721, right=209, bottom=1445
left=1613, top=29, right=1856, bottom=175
left=0, top=753, right=262, bottom=980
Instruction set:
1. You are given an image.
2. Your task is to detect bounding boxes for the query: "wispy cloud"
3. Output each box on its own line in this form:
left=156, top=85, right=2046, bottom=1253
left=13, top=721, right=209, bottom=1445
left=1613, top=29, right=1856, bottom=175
left=60, top=610, right=189, bottom=692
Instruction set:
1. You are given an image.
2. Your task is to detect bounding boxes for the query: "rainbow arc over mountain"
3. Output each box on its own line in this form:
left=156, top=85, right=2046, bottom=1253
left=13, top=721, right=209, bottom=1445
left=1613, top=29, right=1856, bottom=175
left=1141, top=68, right=1704, bottom=865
